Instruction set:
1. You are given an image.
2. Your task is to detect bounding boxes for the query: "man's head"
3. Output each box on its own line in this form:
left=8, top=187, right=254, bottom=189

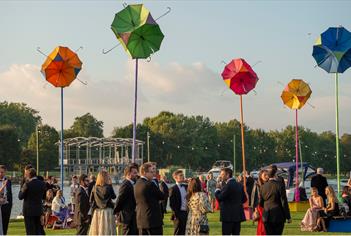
left=124, top=164, right=139, bottom=182
left=267, top=166, right=277, bottom=179
left=72, top=175, right=78, bottom=184
left=172, top=170, right=185, bottom=183
left=140, top=163, right=155, bottom=181
left=26, top=168, right=37, bottom=179
left=79, top=174, right=89, bottom=187
left=89, top=175, right=96, bottom=183
left=220, top=167, right=233, bottom=182
left=0, top=165, right=6, bottom=179
left=317, top=168, right=324, bottom=175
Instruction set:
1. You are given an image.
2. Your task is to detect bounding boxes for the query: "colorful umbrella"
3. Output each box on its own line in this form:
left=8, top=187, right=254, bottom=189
left=40, top=46, right=82, bottom=190
left=281, top=79, right=312, bottom=202
left=221, top=58, right=259, bottom=193
left=109, top=4, right=165, bottom=162
left=312, top=26, right=351, bottom=197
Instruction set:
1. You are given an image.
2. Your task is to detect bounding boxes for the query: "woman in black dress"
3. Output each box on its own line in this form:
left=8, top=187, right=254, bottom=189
left=316, top=186, right=339, bottom=232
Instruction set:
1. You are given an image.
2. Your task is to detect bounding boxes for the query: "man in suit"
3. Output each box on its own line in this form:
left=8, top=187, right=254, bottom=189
left=259, top=167, right=292, bottom=235
left=114, top=164, right=139, bottom=235
left=87, top=175, right=96, bottom=197
left=215, top=167, right=247, bottom=235
left=159, top=175, right=169, bottom=216
left=134, top=162, right=165, bottom=235
left=271, top=165, right=286, bottom=191
left=311, top=167, right=328, bottom=206
left=169, top=170, right=188, bottom=235
left=18, top=168, right=46, bottom=235
left=0, top=165, right=12, bottom=235
left=75, top=174, right=90, bottom=235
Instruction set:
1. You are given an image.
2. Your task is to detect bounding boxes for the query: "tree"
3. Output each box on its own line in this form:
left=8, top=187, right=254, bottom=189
left=27, top=124, right=59, bottom=171
left=68, top=113, right=104, bottom=137
left=0, top=101, right=41, bottom=146
left=0, top=125, right=21, bottom=170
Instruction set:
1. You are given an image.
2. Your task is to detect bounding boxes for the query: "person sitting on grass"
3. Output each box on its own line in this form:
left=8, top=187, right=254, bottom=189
left=316, top=186, right=340, bottom=232
left=43, top=189, right=54, bottom=227
left=51, top=190, right=69, bottom=223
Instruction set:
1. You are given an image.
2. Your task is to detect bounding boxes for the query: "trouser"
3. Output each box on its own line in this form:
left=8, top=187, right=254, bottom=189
left=24, top=216, right=45, bottom=235
left=1, top=204, right=12, bottom=235
left=76, top=222, right=90, bottom=235
left=139, top=226, right=163, bottom=235
left=121, top=218, right=138, bottom=235
left=173, top=211, right=188, bottom=235
left=222, top=221, right=241, bottom=235
left=264, top=222, right=285, bottom=235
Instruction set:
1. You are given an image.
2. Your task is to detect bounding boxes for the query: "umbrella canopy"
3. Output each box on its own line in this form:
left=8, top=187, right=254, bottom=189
left=41, top=46, right=82, bottom=87
left=221, top=58, right=259, bottom=95
left=281, top=79, right=312, bottom=110
left=312, top=26, right=351, bottom=73
left=111, top=4, right=164, bottom=59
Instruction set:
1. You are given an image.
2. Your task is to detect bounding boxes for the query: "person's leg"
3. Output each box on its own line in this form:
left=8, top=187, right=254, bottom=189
left=222, top=222, right=233, bottom=235
left=274, top=222, right=285, bottom=235
left=1, top=204, right=11, bottom=235
left=231, top=222, right=241, bottom=235
left=24, top=216, right=33, bottom=235
left=149, top=227, right=163, bottom=235
left=178, top=211, right=187, bottom=235
left=173, top=215, right=181, bottom=235
left=264, top=222, right=274, bottom=235
left=35, top=215, right=45, bottom=235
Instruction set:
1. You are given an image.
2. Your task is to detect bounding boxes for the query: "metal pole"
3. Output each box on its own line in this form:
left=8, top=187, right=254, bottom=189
left=60, top=87, right=64, bottom=190
left=132, top=59, right=139, bottom=163
left=299, top=140, right=304, bottom=187
left=36, top=125, right=39, bottom=174
left=147, top=131, right=150, bottom=162
left=335, top=72, right=341, bottom=198
left=295, top=109, right=300, bottom=202
left=233, top=134, right=236, bottom=177
left=239, top=95, right=247, bottom=193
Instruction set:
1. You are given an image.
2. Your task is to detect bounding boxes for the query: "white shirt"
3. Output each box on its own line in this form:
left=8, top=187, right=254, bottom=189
left=176, top=183, right=187, bottom=211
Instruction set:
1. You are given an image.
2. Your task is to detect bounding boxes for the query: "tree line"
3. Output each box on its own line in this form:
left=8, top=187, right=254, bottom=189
left=1, top=102, right=350, bottom=174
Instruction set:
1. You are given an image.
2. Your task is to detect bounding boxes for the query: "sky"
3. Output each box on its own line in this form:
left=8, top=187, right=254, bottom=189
left=0, top=0, right=351, bottom=136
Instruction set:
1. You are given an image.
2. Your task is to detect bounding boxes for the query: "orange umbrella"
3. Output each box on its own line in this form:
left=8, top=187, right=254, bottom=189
left=41, top=46, right=82, bottom=87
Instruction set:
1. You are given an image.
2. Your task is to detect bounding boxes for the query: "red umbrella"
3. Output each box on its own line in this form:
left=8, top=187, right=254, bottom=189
left=221, top=58, right=259, bottom=193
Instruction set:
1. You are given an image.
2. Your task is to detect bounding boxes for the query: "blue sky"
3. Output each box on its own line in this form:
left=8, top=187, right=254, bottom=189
left=1, top=0, right=351, bottom=136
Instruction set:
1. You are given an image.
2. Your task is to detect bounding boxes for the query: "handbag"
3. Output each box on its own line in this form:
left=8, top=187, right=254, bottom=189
left=199, top=224, right=209, bottom=234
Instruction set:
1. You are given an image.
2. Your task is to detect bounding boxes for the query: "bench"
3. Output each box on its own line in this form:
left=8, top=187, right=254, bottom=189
left=328, top=216, right=351, bottom=232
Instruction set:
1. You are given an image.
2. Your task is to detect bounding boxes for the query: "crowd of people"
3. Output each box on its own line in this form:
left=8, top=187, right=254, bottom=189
left=0, top=163, right=351, bottom=235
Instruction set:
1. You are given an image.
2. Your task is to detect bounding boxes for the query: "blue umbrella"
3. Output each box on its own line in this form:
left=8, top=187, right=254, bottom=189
left=312, top=26, right=351, bottom=198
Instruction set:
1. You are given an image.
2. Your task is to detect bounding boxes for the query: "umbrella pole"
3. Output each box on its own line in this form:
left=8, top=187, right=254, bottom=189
left=295, top=109, right=300, bottom=202
left=239, top=95, right=247, bottom=193
left=233, top=134, right=236, bottom=177
left=132, top=59, right=139, bottom=164
left=335, top=72, right=341, bottom=198
left=60, top=87, right=64, bottom=191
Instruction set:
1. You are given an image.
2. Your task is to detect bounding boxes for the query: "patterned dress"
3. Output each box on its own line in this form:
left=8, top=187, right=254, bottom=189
left=186, top=192, right=212, bottom=235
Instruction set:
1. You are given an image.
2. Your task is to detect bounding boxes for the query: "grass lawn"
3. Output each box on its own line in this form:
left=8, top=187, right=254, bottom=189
left=7, top=211, right=351, bottom=235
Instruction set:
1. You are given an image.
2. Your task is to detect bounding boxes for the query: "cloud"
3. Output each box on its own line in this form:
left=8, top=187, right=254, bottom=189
left=1, top=62, right=351, bottom=137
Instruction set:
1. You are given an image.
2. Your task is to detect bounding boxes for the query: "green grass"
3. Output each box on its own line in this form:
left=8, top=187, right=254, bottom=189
left=7, top=212, right=351, bottom=235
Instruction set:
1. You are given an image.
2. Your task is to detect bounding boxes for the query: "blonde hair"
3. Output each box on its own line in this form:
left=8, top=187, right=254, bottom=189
left=326, top=186, right=338, bottom=203
left=96, top=170, right=109, bottom=186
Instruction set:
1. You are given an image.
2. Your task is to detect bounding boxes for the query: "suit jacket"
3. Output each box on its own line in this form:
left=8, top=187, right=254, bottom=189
left=114, top=179, right=136, bottom=224
left=159, top=181, right=169, bottom=200
left=311, top=174, right=328, bottom=199
left=134, top=177, right=165, bottom=229
left=215, top=178, right=247, bottom=222
left=74, top=186, right=90, bottom=226
left=169, top=184, right=187, bottom=217
left=18, top=178, right=46, bottom=216
left=259, top=179, right=291, bottom=223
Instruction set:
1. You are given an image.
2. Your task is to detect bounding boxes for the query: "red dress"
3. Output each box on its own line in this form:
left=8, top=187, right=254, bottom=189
left=256, top=205, right=266, bottom=235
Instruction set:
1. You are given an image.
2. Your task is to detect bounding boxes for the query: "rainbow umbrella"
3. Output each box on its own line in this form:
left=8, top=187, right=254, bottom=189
left=110, top=4, right=164, bottom=162
left=40, top=46, right=82, bottom=190
left=221, top=58, right=259, bottom=193
left=312, top=26, right=351, bottom=196
left=281, top=79, right=312, bottom=202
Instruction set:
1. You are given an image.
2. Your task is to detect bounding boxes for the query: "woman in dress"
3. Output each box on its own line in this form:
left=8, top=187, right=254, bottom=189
left=206, top=173, right=217, bottom=211
left=88, top=170, right=116, bottom=235
left=300, top=187, right=324, bottom=231
left=51, top=190, right=69, bottom=222
left=43, top=189, right=54, bottom=226
left=186, top=177, right=212, bottom=235
left=317, top=186, right=340, bottom=232
left=251, top=169, right=268, bottom=236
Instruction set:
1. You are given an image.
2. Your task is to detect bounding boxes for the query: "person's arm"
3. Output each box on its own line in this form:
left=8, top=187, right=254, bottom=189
left=169, top=186, right=178, bottom=212
left=18, top=182, right=28, bottom=200
left=109, top=185, right=116, bottom=200
left=150, top=181, right=164, bottom=200
left=317, top=196, right=324, bottom=208
left=280, top=183, right=291, bottom=221
left=215, top=182, right=231, bottom=202
left=309, top=197, right=313, bottom=208
left=114, top=183, right=128, bottom=213
left=7, top=179, right=13, bottom=205
left=199, top=193, right=212, bottom=214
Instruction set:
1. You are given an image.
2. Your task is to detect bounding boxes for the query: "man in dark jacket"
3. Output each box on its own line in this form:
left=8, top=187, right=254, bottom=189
left=75, top=174, right=90, bottom=235
left=114, top=164, right=139, bottom=235
left=169, top=170, right=188, bottom=235
left=0, top=165, right=12, bottom=235
left=159, top=175, right=169, bottom=217
left=311, top=167, right=328, bottom=206
left=215, top=167, right=247, bottom=235
left=18, top=168, right=46, bottom=235
left=134, top=162, right=164, bottom=235
left=260, top=167, right=292, bottom=235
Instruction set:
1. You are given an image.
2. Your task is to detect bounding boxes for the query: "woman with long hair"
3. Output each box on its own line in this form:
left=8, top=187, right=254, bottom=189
left=88, top=170, right=117, bottom=235
left=300, top=187, right=324, bottom=231
left=186, top=177, right=212, bottom=235
left=316, top=186, right=339, bottom=232
left=51, top=190, right=69, bottom=223
left=251, top=169, right=268, bottom=235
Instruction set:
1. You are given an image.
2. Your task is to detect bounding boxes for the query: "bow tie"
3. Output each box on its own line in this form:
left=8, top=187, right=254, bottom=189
left=179, top=183, right=186, bottom=188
